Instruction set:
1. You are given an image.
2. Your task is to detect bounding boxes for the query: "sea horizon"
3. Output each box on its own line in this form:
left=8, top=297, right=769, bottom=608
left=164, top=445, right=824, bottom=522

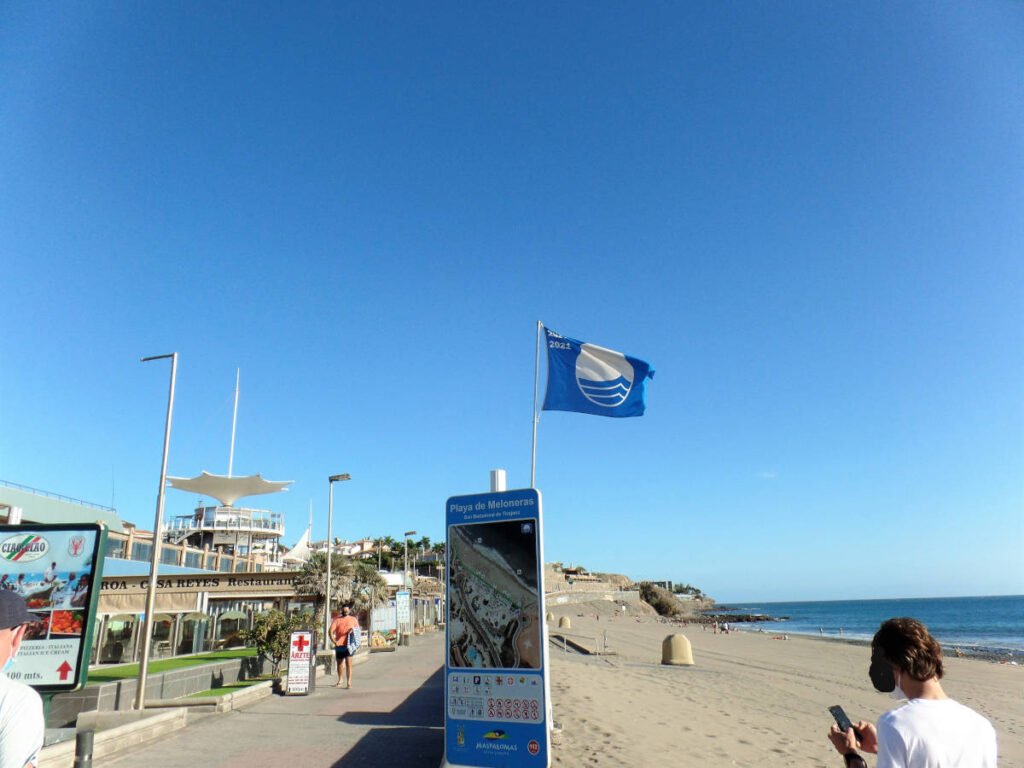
left=711, top=594, right=1024, bottom=657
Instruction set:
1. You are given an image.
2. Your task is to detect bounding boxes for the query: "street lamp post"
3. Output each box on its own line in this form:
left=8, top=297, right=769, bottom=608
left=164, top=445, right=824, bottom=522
left=135, top=352, right=178, bottom=710
left=325, top=474, right=351, bottom=650
left=403, top=530, right=416, bottom=644
left=403, top=530, right=416, bottom=589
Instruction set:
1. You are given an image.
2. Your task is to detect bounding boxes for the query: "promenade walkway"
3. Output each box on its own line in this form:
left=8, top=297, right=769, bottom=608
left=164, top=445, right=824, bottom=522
left=99, top=632, right=445, bottom=767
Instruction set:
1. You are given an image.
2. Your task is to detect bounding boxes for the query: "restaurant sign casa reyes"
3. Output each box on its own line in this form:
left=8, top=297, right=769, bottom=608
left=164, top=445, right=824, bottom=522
left=100, top=572, right=301, bottom=597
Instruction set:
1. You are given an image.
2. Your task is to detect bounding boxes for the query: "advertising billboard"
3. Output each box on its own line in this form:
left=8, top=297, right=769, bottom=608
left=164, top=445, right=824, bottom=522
left=444, top=489, right=548, bottom=767
left=0, top=524, right=107, bottom=692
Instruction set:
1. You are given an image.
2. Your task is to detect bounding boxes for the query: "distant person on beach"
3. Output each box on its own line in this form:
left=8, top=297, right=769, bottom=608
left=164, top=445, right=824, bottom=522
left=827, top=617, right=997, bottom=768
left=330, top=606, right=360, bottom=689
left=0, top=591, right=45, bottom=767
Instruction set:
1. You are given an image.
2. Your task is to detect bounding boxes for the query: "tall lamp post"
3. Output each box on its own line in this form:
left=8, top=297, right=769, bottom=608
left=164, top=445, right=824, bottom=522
left=325, top=474, right=351, bottom=649
left=403, top=530, right=416, bottom=642
left=403, top=530, right=416, bottom=588
left=135, top=352, right=178, bottom=710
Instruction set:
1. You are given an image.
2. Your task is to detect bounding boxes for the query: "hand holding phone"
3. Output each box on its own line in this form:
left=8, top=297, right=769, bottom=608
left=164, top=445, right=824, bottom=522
left=829, top=705, right=862, bottom=740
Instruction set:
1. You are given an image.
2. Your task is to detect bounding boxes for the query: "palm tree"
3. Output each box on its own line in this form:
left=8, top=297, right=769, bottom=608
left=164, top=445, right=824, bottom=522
left=293, top=551, right=355, bottom=644
left=380, top=536, right=399, bottom=571
left=351, top=560, right=389, bottom=612
left=373, top=537, right=387, bottom=571
left=416, top=535, right=431, bottom=554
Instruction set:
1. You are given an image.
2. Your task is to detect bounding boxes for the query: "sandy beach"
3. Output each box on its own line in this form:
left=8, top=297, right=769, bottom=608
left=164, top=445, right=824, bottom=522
left=547, top=605, right=1024, bottom=767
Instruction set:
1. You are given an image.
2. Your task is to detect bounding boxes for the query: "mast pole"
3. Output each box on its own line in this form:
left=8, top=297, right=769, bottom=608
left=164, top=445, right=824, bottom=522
left=228, top=368, right=240, bottom=477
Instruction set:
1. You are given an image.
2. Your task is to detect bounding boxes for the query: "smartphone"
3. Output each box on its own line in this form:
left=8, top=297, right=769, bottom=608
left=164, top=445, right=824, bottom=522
left=829, top=705, right=860, bottom=738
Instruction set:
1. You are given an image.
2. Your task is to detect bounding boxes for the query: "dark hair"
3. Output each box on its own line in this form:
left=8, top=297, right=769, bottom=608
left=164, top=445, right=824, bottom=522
left=872, top=617, right=944, bottom=682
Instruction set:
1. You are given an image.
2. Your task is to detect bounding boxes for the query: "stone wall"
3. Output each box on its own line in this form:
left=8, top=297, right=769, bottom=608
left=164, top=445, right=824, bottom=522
left=48, top=655, right=265, bottom=727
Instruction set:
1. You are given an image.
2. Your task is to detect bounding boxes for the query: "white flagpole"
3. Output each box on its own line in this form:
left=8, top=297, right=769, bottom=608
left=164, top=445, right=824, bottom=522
left=228, top=368, right=240, bottom=477
left=531, top=321, right=542, bottom=488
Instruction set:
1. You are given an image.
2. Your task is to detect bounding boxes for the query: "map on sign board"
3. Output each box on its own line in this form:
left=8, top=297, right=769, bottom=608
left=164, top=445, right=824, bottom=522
left=447, top=519, right=541, bottom=669
left=0, top=524, right=106, bottom=692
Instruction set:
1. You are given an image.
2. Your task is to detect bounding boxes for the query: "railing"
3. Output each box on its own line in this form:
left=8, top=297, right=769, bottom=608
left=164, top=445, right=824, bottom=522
left=551, top=629, right=612, bottom=655
left=0, top=479, right=117, bottom=513
left=163, top=508, right=284, bottom=536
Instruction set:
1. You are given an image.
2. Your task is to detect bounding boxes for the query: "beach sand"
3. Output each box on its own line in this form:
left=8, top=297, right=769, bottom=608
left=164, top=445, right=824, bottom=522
left=546, top=608, right=1024, bottom=767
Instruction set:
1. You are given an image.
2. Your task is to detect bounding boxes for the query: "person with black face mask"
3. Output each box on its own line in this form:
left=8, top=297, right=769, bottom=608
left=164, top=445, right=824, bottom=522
left=827, top=617, right=997, bottom=767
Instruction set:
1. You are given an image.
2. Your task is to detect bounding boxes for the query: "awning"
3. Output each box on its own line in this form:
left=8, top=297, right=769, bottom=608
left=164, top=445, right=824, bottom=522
left=106, top=614, right=137, bottom=622
left=182, top=612, right=208, bottom=621
left=218, top=610, right=248, bottom=620
left=151, top=613, right=174, bottom=623
left=98, top=592, right=199, bottom=615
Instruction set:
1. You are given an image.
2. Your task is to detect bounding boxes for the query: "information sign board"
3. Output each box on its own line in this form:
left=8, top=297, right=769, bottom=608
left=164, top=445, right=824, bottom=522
left=286, top=630, right=314, bottom=695
left=0, top=524, right=107, bottom=692
left=396, top=590, right=410, bottom=625
left=370, top=601, right=398, bottom=650
left=444, top=488, right=548, bottom=768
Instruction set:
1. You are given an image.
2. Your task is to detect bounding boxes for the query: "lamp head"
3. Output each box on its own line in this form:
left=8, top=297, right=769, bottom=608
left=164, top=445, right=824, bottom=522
left=329, top=474, right=351, bottom=483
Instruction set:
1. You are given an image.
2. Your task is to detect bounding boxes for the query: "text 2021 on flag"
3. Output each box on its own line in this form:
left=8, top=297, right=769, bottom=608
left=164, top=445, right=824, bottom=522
left=542, top=327, right=655, bottom=418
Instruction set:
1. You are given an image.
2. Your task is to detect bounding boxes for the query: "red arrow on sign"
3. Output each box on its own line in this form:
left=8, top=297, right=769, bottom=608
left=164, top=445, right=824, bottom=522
left=57, top=661, right=73, bottom=681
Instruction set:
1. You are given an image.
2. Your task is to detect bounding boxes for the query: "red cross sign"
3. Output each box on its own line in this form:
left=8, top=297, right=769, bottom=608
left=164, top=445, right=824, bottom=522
left=292, top=635, right=309, bottom=652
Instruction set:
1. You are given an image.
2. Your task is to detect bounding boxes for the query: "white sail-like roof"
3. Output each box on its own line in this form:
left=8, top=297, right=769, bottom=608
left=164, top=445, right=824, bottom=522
left=282, top=527, right=312, bottom=563
left=166, top=471, right=292, bottom=507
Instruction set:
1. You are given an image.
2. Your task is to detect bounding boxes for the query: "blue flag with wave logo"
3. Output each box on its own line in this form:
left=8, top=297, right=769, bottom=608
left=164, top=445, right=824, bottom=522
left=542, top=327, right=655, bottom=418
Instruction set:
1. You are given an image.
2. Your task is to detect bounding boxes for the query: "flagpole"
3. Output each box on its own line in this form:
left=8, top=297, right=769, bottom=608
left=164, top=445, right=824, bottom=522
left=531, top=320, right=542, bottom=488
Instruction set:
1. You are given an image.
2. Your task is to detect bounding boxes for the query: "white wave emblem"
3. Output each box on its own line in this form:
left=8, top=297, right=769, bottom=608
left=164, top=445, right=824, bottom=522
left=575, top=343, right=634, bottom=408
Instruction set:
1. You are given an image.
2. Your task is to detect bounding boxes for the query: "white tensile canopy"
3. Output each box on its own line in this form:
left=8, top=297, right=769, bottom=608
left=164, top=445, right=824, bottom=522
left=166, top=471, right=292, bottom=507
left=282, top=527, right=312, bottom=563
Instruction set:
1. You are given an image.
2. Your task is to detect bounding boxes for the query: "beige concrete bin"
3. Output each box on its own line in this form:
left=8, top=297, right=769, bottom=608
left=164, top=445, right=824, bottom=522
left=558, top=616, right=571, bottom=630
left=546, top=612, right=554, bottom=622
left=661, top=634, right=694, bottom=666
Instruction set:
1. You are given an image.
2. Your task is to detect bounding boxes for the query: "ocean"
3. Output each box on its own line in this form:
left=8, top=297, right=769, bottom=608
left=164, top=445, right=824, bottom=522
left=716, top=595, right=1024, bottom=657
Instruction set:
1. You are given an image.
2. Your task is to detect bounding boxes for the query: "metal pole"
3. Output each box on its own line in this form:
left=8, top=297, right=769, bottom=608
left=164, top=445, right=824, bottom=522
left=228, top=368, right=239, bottom=478
left=402, top=529, right=415, bottom=643
left=325, top=479, right=333, bottom=650
left=135, top=352, right=178, bottom=710
left=531, top=320, right=542, bottom=488
left=325, top=475, right=350, bottom=650
left=73, top=729, right=94, bottom=768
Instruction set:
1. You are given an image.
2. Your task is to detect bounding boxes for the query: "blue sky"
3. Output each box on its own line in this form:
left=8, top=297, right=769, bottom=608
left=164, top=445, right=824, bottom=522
left=1, top=2, right=1021, bottom=602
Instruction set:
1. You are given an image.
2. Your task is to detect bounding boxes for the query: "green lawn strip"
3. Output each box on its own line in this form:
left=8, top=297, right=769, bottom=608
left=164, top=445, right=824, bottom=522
left=186, top=677, right=271, bottom=698
left=86, top=648, right=259, bottom=685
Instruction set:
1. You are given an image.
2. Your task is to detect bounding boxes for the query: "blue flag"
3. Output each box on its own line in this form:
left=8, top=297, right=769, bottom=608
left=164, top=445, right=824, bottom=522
left=542, top=327, right=655, bottom=417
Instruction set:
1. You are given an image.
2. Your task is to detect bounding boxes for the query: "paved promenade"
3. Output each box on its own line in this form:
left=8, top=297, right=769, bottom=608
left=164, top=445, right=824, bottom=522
left=100, top=633, right=445, bottom=767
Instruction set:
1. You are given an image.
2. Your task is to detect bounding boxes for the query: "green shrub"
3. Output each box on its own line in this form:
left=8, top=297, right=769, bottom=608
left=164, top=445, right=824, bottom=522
left=241, top=610, right=311, bottom=676
left=639, top=582, right=689, bottom=617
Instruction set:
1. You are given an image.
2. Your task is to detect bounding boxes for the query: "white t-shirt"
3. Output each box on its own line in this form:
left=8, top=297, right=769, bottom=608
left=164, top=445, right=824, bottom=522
left=0, top=673, right=44, bottom=768
left=876, top=698, right=997, bottom=768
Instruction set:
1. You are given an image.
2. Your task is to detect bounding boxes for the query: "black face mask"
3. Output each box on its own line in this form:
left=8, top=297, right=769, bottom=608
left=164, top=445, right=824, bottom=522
left=869, top=646, right=896, bottom=692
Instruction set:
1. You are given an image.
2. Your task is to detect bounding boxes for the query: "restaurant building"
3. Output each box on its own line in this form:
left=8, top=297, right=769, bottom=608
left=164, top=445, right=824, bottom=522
left=0, top=479, right=310, bottom=664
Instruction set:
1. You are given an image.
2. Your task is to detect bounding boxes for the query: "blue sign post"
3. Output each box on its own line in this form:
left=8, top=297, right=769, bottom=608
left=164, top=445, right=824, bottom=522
left=443, top=488, right=549, bottom=768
